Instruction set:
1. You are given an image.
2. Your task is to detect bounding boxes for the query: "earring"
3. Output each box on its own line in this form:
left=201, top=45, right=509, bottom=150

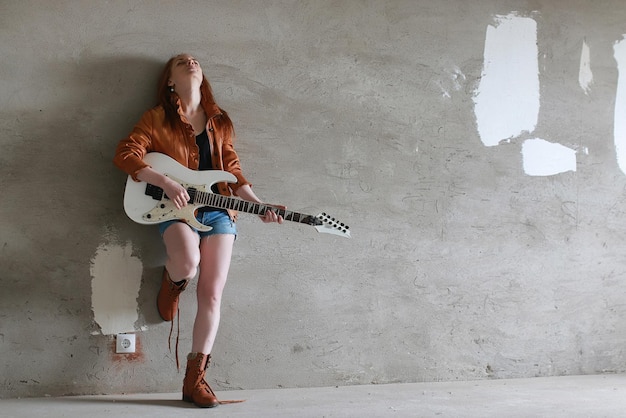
left=169, top=86, right=175, bottom=93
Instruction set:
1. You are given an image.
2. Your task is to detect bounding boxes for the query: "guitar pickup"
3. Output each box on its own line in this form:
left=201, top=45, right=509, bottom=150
left=187, top=188, right=197, bottom=204
left=145, top=184, right=164, bottom=201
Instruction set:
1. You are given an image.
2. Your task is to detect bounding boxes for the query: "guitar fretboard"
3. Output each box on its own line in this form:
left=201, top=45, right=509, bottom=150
left=190, top=188, right=320, bottom=226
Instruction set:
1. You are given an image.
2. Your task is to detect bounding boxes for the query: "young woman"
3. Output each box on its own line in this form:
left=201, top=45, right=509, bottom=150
left=114, top=53, right=282, bottom=408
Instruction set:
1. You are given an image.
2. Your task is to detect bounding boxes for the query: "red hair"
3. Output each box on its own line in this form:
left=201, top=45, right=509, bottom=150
left=156, top=54, right=234, bottom=136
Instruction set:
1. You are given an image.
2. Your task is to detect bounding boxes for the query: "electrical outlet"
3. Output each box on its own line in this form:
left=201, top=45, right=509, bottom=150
left=116, top=333, right=136, bottom=354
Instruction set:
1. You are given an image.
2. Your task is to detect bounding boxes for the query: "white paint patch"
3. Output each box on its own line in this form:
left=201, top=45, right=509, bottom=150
left=90, top=240, right=143, bottom=335
left=579, top=39, right=593, bottom=94
left=473, top=14, right=540, bottom=147
left=614, top=36, right=626, bottom=175
left=522, top=139, right=577, bottom=176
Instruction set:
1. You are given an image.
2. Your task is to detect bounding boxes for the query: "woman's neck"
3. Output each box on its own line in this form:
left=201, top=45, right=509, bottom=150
left=177, top=88, right=203, bottom=115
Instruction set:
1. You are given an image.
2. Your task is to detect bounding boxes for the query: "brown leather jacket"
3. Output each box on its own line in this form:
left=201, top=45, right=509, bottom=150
left=113, top=100, right=250, bottom=221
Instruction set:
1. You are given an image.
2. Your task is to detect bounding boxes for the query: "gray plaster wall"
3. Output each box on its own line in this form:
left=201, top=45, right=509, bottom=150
left=2, top=0, right=626, bottom=399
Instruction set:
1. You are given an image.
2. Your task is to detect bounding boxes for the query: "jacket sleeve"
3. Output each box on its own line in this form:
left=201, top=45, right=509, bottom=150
left=221, top=132, right=251, bottom=193
left=113, top=110, right=155, bottom=181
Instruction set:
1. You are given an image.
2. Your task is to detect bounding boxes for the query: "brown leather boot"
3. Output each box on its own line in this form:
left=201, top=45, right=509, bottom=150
left=182, top=353, right=219, bottom=408
left=157, top=268, right=188, bottom=321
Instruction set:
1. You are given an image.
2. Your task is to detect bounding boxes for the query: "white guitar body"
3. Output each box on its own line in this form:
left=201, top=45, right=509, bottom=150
left=124, top=153, right=236, bottom=231
left=123, top=153, right=350, bottom=238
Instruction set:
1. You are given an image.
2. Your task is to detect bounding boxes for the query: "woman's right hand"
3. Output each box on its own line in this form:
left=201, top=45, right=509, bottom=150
left=162, top=177, right=190, bottom=209
left=137, top=167, right=189, bottom=210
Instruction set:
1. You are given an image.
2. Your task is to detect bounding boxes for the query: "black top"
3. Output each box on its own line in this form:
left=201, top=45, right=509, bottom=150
left=195, top=129, right=221, bottom=204
left=195, top=129, right=212, bottom=170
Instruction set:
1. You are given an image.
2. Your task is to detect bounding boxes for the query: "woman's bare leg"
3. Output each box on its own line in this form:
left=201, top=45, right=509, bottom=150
left=162, top=222, right=201, bottom=281
left=192, top=233, right=235, bottom=354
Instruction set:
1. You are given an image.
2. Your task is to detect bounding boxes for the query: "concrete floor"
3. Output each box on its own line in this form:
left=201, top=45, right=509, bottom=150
left=2, top=374, right=625, bottom=418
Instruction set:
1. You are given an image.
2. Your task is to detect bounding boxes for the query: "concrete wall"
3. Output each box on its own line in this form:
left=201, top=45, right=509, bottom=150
left=2, top=0, right=626, bottom=398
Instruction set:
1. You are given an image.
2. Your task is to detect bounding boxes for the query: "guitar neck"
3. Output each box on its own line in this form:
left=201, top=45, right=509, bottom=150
left=191, top=188, right=321, bottom=226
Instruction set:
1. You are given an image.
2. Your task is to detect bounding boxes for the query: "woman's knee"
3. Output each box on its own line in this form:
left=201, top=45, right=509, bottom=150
left=173, top=256, right=200, bottom=278
left=197, top=278, right=225, bottom=305
left=163, top=223, right=201, bottom=278
left=197, top=293, right=222, bottom=312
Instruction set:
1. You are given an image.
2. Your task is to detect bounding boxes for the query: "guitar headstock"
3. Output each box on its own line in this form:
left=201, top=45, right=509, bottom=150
left=314, top=213, right=351, bottom=238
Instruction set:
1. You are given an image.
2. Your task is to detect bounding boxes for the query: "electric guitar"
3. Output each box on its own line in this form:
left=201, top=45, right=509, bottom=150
left=123, top=153, right=351, bottom=238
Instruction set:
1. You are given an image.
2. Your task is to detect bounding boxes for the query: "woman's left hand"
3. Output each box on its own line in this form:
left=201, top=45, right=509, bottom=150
left=233, top=185, right=284, bottom=224
left=261, top=205, right=285, bottom=224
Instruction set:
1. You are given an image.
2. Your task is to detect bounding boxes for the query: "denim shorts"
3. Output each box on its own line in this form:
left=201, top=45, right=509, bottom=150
left=158, top=209, right=237, bottom=239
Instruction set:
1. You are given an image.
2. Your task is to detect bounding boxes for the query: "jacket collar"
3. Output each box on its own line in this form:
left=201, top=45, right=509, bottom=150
left=172, top=96, right=222, bottom=122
